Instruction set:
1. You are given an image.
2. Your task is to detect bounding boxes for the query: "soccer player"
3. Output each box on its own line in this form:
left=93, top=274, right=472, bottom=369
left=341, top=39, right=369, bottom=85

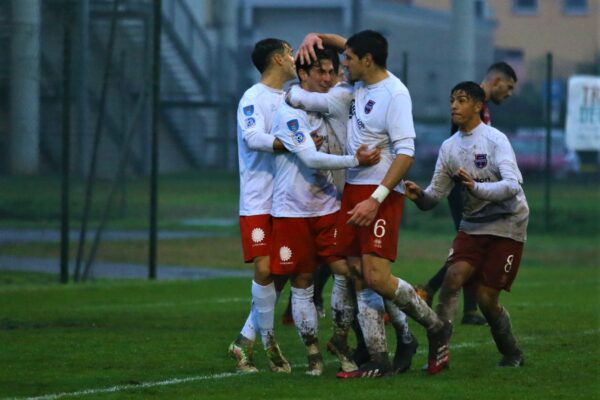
left=404, top=81, right=529, bottom=367
left=271, top=46, right=381, bottom=375
left=294, top=30, right=451, bottom=377
left=415, top=62, right=518, bottom=326
left=228, top=38, right=297, bottom=374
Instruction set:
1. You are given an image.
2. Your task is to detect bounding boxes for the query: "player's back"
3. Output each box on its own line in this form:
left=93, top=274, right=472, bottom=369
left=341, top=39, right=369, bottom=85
left=237, top=83, right=285, bottom=216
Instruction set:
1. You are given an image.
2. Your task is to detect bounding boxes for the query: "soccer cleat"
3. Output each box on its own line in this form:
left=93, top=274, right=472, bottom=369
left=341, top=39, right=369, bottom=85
left=306, top=353, right=325, bottom=376
left=461, top=312, right=488, bottom=326
left=393, top=333, right=419, bottom=374
left=427, top=320, right=452, bottom=375
left=498, top=352, right=525, bottom=367
left=336, top=360, right=391, bottom=379
left=414, top=284, right=434, bottom=307
left=227, top=340, right=258, bottom=373
left=327, top=336, right=358, bottom=372
left=266, top=341, right=291, bottom=373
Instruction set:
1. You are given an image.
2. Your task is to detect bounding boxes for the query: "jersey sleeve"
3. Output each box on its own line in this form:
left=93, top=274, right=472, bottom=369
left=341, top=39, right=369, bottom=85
left=286, top=83, right=353, bottom=118
left=237, top=98, right=275, bottom=153
left=274, top=109, right=316, bottom=153
left=418, top=145, right=455, bottom=210
left=386, top=92, right=416, bottom=157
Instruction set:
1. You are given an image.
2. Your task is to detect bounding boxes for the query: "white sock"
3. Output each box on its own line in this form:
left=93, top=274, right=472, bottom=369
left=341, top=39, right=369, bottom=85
left=330, top=274, right=355, bottom=337
left=356, top=288, right=387, bottom=355
left=393, top=278, right=441, bottom=332
left=291, top=285, right=318, bottom=345
left=384, top=299, right=412, bottom=344
left=240, top=307, right=256, bottom=342
left=251, top=280, right=277, bottom=349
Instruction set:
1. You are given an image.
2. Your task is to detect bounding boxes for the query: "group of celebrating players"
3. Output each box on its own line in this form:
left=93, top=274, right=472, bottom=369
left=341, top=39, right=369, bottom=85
left=227, top=29, right=528, bottom=378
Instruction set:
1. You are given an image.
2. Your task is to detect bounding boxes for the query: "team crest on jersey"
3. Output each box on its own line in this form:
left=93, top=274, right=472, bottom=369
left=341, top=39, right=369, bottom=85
left=245, top=117, right=256, bottom=128
left=364, top=100, right=376, bottom=114
left=287, top=119, right=299, bottom=132
left=474, top=154, right=488, bottom=169
left=294, top=131, right=306, bottom=144
left=243, top=105, right=254, bottom=116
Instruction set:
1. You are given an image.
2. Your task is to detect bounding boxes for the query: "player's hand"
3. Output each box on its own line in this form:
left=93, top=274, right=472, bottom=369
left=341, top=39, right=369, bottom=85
left=456, top=168, right=475, bottom=189
left=404, top=180, right=422, bottom=201
left=347, top=197, right=380, bottom=227
left=296, top=33, right=323, bottom=65
left=310, top=130, right=325, bottom=150
left=355, top=144, right=381, bottom=166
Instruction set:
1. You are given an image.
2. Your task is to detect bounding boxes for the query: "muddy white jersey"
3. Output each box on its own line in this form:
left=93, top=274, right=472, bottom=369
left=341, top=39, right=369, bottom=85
left=424, top=123, right=529, bottom=242
left=270, top=102, right=340, bottom=218
left=237, top=83, right=284, bottom=216
left=346, top=73, right=415, bottom=192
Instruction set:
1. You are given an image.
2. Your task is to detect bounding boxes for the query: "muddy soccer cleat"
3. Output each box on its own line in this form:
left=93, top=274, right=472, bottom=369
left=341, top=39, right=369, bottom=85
left=336, top=359, right=391, bottom=379
left=228, top=340, right=258, bottom=373
left=427, top=320, right=452, bottom=375
left=306, top=353, right=325, bottom=376
left=499, top=352, right=525, bottom=367
left=461, top=312, right=488, bottom=326
left=266, top=341, right=291, bottom=373
left=393, top=333, right=418, bottom=374
left=327, top=336, right=358, bottom=373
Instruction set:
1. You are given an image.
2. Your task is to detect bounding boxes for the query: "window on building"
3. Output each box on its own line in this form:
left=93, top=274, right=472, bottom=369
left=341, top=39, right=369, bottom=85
left=512, top=0, right=538, bottom=15
left=562, top=0, right=589, bottom=15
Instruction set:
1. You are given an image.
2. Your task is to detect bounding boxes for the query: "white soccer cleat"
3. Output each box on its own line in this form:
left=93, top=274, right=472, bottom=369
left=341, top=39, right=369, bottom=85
left=228, top=341, right=258, bottom=373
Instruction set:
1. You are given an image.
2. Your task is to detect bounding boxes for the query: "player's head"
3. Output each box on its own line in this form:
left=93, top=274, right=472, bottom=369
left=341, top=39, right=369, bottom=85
left=450, top=81, right=486, bottom=129
left=343, top=30, right=388, bottom=81
left=295, top=46, right=339, bottom=93
left=482, top=62, right=517, bottom=105
left=251, top=38, right=296, bottom=79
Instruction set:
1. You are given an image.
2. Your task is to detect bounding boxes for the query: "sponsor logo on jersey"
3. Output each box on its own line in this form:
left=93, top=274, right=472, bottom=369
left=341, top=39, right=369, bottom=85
left=474, top=154, right=488, bottom=168
left=294, top=131, right=306, bottom=144
left=365, top=99, right=376, bottom=114
left=243, top=105, right=254, bottom=116
left=349, top=99, right=365, bottom=129
left=245, top=117, right=256, bottom=128
left=287, top=119, right=299, bottom=132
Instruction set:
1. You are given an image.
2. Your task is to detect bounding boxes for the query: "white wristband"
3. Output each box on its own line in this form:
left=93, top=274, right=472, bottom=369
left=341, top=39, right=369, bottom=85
left=370, top=185, right=390, bottom=204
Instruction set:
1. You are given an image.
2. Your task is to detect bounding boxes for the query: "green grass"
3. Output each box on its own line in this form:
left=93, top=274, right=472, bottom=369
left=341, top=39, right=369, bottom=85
left=1, top=261, right=599, bottom=399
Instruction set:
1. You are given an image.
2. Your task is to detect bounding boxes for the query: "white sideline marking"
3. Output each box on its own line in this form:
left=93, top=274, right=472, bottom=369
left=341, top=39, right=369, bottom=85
left=7, top=329, right=599, bottom=400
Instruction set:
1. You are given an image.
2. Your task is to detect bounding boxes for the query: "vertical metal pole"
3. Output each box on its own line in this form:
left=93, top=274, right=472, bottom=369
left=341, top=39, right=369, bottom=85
left=60, top=0, right=72, bottom=284
left=544, top=52, right=553, bottom=231
left=149, top=0, right=162, bottom=280
left=401, top=51, right=408, bottom=86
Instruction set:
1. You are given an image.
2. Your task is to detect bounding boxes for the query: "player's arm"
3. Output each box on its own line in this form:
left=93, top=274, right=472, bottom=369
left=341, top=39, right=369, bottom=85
left=239, top=103, right=283, bottom=153
left=297, top=143, right=380, bottom=170
left=296, top=33, right=347, bottom=65
left=407, top=149, right=454, bottom=210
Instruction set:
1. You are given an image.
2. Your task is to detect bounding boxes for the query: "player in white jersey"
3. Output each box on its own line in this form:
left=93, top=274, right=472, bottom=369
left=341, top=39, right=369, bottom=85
left=271, top=47, right=380, bottom=375
left=404, top=81, right=529, bottom=368
left=228, top=38, right=297, bottom=374
left=295, top=30, right=450, bottom=377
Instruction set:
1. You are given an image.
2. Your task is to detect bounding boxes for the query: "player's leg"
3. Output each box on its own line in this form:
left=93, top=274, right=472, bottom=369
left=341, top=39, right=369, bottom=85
left=313, top=263, right=331, bottom=318
left=461, top=286, right=487, bottom=325
left=327, top=258, right=358, bottom=372
left=384, top=300, right=418, bottom=374
left=291, top=272, right=323, bottom=376
left=477, top=286, right=524, bottom=367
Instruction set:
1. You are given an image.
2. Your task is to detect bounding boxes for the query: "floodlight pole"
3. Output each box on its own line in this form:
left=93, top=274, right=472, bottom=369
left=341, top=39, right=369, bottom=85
left=60, top=0, right=72, bottom=284
left=149, top=0, right=162, bottom=280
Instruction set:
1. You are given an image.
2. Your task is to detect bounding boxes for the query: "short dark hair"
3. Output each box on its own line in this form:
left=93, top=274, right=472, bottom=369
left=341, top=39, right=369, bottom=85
left=451, top=81, right=486, bottom=103
left=486, top=62, right=517, bottom=82
left=346, top=30, right=388, bottom=68
left=295, top=46, right=340, bottom=77
left=251, top=38, right=290, bottom=73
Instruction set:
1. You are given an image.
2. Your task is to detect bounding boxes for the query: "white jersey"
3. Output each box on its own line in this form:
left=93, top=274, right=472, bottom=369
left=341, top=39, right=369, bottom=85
left=346, top=73, right=416, bottom=192
left=423, top=123, right=529, bottom=242
left=237, top=83, right=284, bottom=216
left=287, top=73, right=416, bottom=193
left=270, top=102, right=340, bottom=218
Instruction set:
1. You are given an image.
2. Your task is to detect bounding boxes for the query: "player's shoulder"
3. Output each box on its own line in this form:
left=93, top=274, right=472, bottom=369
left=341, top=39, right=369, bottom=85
left=383, top=72, right=409, bottom=95
left=240, top=83, right=281, bottom=106
left=274, top=102, right=308, bottom=131
left=480, top=124, right=510, bottom=145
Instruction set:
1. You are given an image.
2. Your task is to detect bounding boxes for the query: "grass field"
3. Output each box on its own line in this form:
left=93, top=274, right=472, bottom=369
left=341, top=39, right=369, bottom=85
left=1, top=173, right=599, bottom=399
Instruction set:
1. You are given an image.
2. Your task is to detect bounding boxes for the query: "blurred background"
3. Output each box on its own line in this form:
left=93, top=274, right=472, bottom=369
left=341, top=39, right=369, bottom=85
left=0, top=0, right=598, bottom=282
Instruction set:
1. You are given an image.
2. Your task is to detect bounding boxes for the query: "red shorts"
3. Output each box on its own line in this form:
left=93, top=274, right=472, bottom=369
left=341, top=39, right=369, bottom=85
left=448, top=231, right=524, bottom=292
left=270, top=212, right=342, bottom=276
left=239, top=214, right=272, bottom=263
left=336, top=184, right=404, bottom=261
